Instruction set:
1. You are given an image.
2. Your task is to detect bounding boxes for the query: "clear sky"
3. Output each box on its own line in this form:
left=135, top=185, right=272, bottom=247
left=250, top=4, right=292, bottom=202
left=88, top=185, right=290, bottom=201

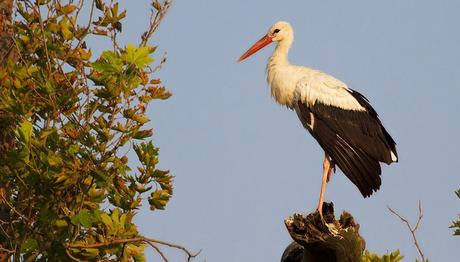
left=112, top=0, right=460, bottom=261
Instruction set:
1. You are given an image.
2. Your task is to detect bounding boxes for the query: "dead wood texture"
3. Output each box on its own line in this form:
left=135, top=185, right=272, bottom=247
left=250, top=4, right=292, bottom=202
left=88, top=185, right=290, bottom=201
left=282, top=202, right=365, bottom=262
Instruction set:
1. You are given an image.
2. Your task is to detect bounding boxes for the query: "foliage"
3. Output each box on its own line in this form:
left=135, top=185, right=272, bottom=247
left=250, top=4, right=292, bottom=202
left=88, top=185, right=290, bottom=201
left=0, top=0, right=195, bottom=261
left=361, top=250, right=404, bottom=262
left=451, top=189, right=460, bottom=235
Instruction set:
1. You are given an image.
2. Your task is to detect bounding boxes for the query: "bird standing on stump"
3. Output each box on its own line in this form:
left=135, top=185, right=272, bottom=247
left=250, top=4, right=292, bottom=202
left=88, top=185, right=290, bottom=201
left=238, top=21, right=398, bottom=216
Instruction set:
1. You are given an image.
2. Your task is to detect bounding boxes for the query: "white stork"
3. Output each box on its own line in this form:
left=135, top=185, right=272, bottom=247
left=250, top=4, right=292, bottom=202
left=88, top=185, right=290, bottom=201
left=238, top=21, right=398, bottom=216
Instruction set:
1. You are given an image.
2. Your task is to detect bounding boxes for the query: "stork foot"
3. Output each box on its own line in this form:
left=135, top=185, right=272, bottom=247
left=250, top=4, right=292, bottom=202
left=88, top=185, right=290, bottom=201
left=316, top=202, right=324, bottom=219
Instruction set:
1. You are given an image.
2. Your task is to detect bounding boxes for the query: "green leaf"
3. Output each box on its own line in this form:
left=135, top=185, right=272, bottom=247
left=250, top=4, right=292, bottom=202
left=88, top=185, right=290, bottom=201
left=90, top=50, right=123, bottom=73
left=17, top=120, right=33, bottom=144
left=71, top=210, right=99, bottom=228
left=149, top=86, right=172, bottom=100
left=149, top=189, right=171, bottom=210
left=61, top=4, right=77, bottom=14
left=68, top=144, right=79, bottom=155
left=100, top=213, right=113, bottom=229
left=132, top=114, right=150, bottom=124
left=123, top=108, right=136, bottom=118
left=21, top=238, right=38, bottom=253
left=82, top=248, right=100, bottom=258
left=55, top=219, right=68, bottom=227
left=59, top=16, right=73, bottom=40
left=95, top=0, right=104, bottom=10
left=132, top=129, right=153, bottom=140
left=48, top=153, right=62, bottom=166
left=361, top=250, right=404, bottom=262
left=122, top=44, right=154, bottom=68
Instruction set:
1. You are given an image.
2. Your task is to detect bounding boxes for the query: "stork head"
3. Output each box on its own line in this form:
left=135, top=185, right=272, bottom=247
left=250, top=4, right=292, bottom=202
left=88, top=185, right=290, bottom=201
left=238, top=21, right=294, bottom=62
left=268, top=21, right=294, bottom=43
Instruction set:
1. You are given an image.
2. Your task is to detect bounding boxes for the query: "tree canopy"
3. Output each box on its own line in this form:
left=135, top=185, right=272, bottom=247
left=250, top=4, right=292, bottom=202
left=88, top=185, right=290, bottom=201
left=0, top=0, right=196, bottom=261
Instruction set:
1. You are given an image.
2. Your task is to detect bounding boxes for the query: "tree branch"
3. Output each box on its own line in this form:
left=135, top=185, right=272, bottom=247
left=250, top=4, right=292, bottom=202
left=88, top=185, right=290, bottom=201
left=0, top=247, right=14, bottom=254
left=388, top=201, right=426, bottom=262
left=144, top=236, right=201, bottom=261
left=0, top=194, right=28, bottom=221
left=140, top=0, right=172, bottom=47
left=66, top=236, right=200, bottom=261
left=145, top=241, right=168, bottom=262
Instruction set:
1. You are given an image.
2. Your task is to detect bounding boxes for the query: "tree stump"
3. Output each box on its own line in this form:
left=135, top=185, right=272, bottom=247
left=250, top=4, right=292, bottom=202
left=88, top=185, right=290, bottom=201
left=281, top=202, right=365, bottom=262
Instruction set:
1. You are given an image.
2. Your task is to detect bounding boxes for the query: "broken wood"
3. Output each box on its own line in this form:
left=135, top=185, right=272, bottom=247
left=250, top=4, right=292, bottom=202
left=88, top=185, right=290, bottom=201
left=282, top=202, right=365, bottom=262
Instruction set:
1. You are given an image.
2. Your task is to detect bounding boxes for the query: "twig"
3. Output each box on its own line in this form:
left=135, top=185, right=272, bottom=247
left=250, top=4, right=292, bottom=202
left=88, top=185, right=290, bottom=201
left=65, top=247, right=83, bottom=262
left=145, top=241, right=168, bottom=262
left=140, top=0, right=172, bottom=47
left=35, top=4, right=52, bottom=73
left=24, top=251, right=40, bottom=262
left=149, top=52, right=167, bottom=73
left=388, top=201, right=426, bottom=262
left=0, top=247, right=15, bottom=254
left=0, top=194, right=28, bottom=221
left=145, top=236, right=201, bottom=261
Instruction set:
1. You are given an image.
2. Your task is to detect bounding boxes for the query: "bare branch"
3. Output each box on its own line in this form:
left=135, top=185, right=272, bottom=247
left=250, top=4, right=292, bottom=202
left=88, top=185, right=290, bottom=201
left=149, top=52, right=167, bottom=73
left=140, top=0, right=172, bottom=47
left=24, top=251, right=41, bottom=262
left=388, top=201, right=426, bottom=262
left=35, top=3, right=52, bottom=73
left=0, top=247, right=14, bottom=254
left=65, top=247, right=84, bottom=262
left=145, top=241, right=168, bottom=262
left=0, top=194, right=28, bottom=221
left=144, top=236, right=201, bottom=261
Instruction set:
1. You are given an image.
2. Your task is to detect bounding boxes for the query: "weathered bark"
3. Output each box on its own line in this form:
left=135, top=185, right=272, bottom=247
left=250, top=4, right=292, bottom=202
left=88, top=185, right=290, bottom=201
left=282, top=202, right=365, bottom=262
left=0, top=1, right=15, bottom=261
left=281, top=242, right=305, bottom=262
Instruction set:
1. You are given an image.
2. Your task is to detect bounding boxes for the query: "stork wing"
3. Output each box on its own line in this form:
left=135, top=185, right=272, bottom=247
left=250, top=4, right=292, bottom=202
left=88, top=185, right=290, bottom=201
left=294, top=76, right=398, bottom=197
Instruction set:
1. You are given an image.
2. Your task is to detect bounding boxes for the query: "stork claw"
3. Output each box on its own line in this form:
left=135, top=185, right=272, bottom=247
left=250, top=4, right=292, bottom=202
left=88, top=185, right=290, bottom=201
left=316, top=203, right=324, bottom=221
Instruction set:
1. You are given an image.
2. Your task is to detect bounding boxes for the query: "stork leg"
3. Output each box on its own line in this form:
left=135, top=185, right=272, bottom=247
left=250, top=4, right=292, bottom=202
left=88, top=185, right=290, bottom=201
left=317, top=153, right=335, bottom=217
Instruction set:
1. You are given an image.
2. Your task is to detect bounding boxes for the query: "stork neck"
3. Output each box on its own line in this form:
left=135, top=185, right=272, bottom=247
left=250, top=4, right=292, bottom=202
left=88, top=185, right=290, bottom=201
left=270, top=40, right=291, bottom=67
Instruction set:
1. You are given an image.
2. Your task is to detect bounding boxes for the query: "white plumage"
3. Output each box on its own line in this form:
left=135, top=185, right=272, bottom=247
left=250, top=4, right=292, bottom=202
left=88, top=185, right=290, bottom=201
left=265, top=22, right=365, bottom=112
left=239, top=21, right=398, bottom=216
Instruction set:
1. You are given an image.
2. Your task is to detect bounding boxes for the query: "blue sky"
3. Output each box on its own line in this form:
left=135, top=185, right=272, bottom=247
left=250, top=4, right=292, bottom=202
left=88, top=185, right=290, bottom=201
left=112, top=0, right=460, bottom=261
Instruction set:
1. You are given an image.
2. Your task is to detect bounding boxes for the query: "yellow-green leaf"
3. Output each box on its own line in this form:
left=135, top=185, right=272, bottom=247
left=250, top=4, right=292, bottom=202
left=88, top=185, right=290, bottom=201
left=17, top=120, right=33, bottom=144
left=59, top=17, right=73, bottom=40
left=122, top=44, right=154, bottom=68
left=131, top=114, right=150, bottom=124
left=61, top=4, right=77, bottom=14
left=100, top=213, right=113, bottom=229
left=55, top=219, right=68, bottom=227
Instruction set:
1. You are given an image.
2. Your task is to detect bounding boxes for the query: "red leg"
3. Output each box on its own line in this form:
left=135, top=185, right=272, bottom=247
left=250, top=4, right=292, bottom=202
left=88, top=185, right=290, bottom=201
left=317, top=153, right=334, bottom=217
left=326, top=160, right=335, bottom=182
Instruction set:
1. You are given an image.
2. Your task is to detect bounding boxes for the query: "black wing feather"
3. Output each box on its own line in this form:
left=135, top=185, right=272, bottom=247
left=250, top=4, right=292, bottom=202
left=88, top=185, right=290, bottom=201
left=295, top=92, right=397, bottom=197
left=347, top=89, right=398, bottom=163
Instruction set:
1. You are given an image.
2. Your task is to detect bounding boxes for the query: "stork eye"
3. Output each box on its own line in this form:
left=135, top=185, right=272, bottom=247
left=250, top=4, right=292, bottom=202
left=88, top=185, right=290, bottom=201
left=274, top=29, right=280, bottom=34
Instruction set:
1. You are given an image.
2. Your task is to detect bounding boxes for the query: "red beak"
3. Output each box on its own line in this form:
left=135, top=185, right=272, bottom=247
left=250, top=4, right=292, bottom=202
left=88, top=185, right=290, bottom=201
left=238, top=34, right=273, bottom=62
